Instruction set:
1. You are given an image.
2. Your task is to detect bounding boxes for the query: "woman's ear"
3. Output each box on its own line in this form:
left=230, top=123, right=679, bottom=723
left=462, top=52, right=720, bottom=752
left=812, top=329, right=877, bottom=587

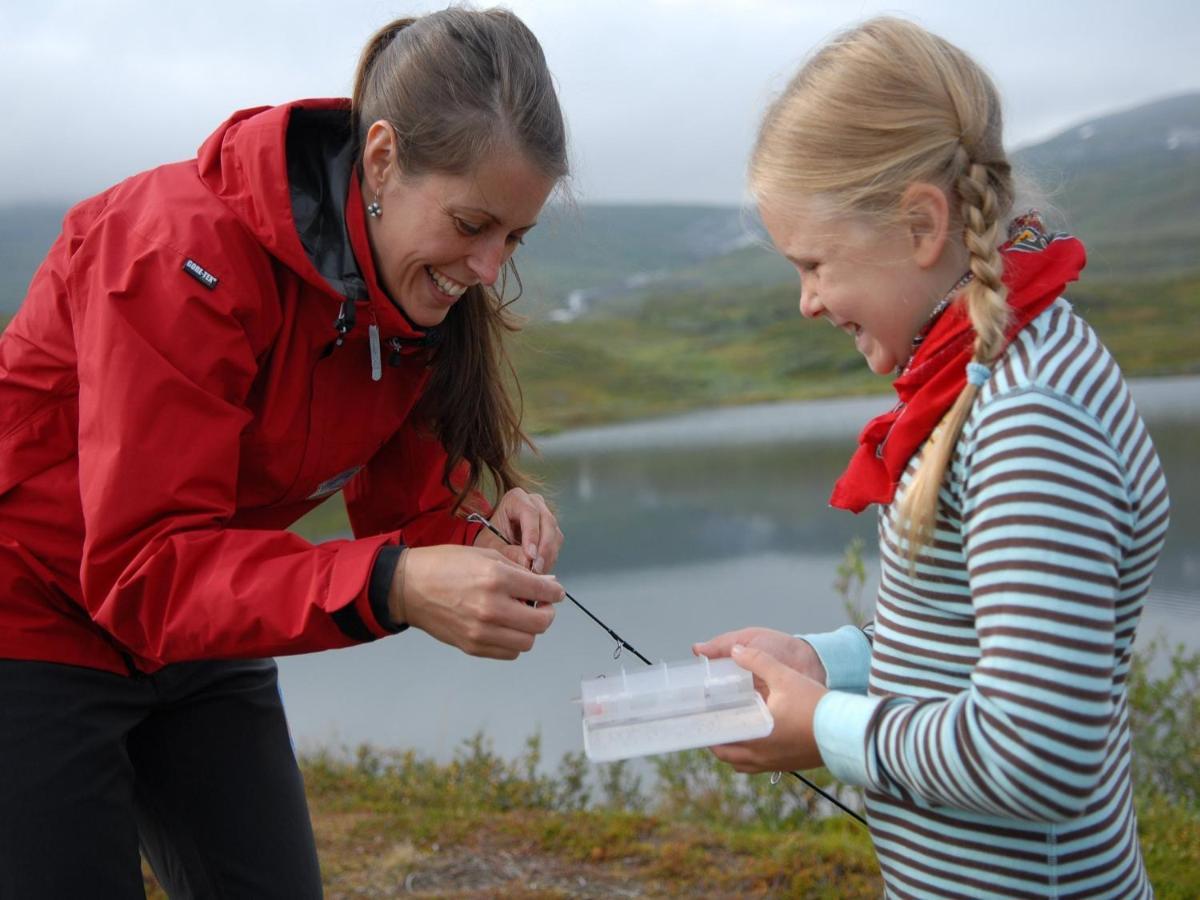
left=901, top=182, right=951, bottom=270
left=361, top=120, right=397, bottom=194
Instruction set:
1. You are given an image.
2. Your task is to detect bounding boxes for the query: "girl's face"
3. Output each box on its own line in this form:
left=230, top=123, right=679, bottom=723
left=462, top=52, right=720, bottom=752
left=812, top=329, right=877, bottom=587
left=760, top=196, right=946, bottom=376
left=365, top=148, right=556, bottom=328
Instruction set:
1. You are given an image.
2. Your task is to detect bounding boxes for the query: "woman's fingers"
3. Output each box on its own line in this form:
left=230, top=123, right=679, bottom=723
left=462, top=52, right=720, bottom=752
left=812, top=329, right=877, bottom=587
left=530, top=493, right=562, bottom=573
left=491, top=488, right=564, bottom=573
left=400, top=546, right=564, bottom=659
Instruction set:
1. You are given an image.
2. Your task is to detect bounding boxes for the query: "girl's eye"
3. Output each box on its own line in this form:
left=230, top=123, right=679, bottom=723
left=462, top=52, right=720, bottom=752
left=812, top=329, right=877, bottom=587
left=507, top=233, right=526, bottom=247
left=454, top=218, right=482, bottom=237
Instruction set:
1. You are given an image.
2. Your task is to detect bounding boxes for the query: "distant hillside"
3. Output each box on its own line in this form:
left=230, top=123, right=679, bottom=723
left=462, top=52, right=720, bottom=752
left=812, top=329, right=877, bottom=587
left=1013, top=92, right=1200, bottom=279
left=2, top=92, right=1196, bottom=318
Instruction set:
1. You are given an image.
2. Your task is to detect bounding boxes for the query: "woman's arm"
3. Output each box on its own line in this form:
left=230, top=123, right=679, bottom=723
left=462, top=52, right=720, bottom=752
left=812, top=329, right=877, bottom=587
left=71, top=214, right=412, bottom=664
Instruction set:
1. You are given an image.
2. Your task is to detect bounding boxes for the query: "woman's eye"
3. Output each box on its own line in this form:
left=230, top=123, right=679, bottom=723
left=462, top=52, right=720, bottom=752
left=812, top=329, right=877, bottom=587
left=454, top=218, right=482, bottom=236
left=507, top=233, right=526, bottom=247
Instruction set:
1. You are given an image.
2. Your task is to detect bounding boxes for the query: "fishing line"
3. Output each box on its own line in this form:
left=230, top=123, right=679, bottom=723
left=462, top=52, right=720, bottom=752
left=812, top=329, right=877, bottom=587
left=466, top=512, right=868, bottom=827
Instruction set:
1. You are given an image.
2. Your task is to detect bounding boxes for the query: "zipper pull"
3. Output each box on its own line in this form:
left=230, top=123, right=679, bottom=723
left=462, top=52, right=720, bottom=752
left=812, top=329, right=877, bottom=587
left=388, top=336, right=403, bottom=367
left=368, top=310, right=382, bottom=382
left=333, top=299, right=356, bottom=346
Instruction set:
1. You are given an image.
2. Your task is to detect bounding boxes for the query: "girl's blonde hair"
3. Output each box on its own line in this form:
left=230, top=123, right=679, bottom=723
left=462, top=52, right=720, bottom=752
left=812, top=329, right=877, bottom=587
left=750, top=17, right=1015, bottom=554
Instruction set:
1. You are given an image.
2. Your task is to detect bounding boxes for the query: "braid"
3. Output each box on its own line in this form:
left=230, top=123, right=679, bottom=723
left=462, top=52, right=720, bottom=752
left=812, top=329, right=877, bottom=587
left=954, top=145, right=1009, bottom=362
left=897, top=147, right=1010, bottom=561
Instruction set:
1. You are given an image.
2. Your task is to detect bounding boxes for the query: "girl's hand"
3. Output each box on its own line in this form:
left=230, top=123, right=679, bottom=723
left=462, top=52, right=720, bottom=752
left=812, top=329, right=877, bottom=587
left=473, top=488, right=563, bottom=573
left=693, top=627, right=828, bottom=684
left=709, top=644, right=828, bottom=773
left=392, top=545, right=565, bottom=660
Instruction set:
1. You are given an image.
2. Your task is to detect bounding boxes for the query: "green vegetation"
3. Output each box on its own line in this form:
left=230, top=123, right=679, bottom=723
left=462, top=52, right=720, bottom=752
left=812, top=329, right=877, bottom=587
left=511, top=270, right=1200, bottom=435
left=302, top=738, right=882, bottom=898
left=1069, top=274, right=1200, bottom=376
left=140, top=635, right=1200, bottom=898
left=511, top=279, right=883, bottom=435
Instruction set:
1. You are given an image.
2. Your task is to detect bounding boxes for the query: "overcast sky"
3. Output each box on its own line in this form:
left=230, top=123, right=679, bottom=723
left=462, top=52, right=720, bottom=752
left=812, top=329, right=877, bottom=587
left=2, top=0, right=1197, bottom=206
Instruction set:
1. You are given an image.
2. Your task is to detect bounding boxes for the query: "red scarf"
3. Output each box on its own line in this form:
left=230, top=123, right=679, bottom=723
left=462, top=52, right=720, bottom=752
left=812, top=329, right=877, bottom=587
left=829, top=216, right=1087, bottom=513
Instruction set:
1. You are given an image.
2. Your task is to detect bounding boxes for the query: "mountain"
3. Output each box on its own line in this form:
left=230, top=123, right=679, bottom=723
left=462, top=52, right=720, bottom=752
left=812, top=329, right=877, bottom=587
left=1012, top=92, right=1200, bottom=279
left=2, top=92, right=1197, bottom=318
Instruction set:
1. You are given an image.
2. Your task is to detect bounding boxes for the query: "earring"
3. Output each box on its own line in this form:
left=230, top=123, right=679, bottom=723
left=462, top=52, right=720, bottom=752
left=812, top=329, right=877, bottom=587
left=366, top=193, right=383, bottom=218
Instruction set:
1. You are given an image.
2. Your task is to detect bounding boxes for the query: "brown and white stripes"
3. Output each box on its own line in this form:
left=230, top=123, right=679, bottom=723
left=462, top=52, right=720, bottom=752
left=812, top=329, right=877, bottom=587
left=808, top=299, right=1169, bottom=898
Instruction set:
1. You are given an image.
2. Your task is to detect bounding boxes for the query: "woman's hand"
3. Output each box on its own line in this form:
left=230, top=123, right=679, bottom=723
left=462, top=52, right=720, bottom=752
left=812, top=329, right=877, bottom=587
left=692, top=627, right=828, bottom=684
left=392, top=545, right=565, bottom=660
left=473, top=488, right=563, bottom=573
left=709, top=644, right=828, bottom=773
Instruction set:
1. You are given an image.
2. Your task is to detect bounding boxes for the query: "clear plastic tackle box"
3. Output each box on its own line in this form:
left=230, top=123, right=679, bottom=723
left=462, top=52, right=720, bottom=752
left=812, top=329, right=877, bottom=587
left=579, top=656, right=774, bottom=762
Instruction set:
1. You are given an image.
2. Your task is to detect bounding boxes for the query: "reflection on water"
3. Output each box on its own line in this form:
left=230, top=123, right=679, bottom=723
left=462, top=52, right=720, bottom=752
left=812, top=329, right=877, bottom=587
left=277, top=384, right=1199, bottom=764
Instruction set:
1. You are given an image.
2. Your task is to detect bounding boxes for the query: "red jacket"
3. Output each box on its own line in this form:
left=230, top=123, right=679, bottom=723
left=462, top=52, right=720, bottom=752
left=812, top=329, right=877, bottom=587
left=0, top=99, right=483, bottom=675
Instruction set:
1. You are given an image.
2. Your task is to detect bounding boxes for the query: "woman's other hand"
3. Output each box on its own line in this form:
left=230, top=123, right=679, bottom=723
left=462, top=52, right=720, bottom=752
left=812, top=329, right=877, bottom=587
left=392, top=545, right=565, bottom=659
left=473, top=488, right=563, bottom=573
left=709, top=644, right=828, bottom=773
left=692, top=627, right=828, bottom=684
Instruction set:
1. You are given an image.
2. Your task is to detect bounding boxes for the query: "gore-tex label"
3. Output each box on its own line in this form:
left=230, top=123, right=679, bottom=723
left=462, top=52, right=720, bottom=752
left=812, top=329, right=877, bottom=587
left=183, top=259, right=218, bottom=290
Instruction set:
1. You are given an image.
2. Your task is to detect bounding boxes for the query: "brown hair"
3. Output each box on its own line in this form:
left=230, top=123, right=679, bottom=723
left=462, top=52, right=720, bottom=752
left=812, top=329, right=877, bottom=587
left=750, top=16, right=1015, bottom=553
left=351, top=8, right=568, bottom=508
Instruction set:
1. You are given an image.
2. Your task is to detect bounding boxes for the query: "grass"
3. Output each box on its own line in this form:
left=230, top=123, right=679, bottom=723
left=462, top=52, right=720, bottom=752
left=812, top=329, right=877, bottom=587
left=141, top=725, right=1200, bottom=898
left=137, top=542, right=1200, bottom=898
left=299, top=739, right=882, bottom=898
left=510, top=269, right=1200, bottom=435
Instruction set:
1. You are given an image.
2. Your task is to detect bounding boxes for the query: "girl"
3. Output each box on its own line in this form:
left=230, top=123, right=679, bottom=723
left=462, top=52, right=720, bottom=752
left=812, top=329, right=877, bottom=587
left=696, top=17, right=1169, bottom=898
left=0, top=9, right=568, bottom=897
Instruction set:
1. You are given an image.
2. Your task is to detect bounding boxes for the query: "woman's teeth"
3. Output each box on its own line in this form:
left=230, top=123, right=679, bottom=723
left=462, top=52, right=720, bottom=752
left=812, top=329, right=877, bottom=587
left=427, top=266, right=468, bottom=298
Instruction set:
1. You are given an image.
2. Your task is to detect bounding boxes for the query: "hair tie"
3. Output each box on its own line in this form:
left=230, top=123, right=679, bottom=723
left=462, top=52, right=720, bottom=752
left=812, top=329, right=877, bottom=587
left=966, top=361, right=992, bottom=387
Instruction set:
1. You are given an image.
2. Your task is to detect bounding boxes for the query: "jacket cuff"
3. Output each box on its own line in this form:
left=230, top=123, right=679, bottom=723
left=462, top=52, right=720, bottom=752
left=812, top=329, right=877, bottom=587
left=328, top=534, right=403, bottom=643
left=797, top=624, right=872, bottom=694
left=367, top=545, right=407, bottom=634
left=813, top=690, right=881, bottom=788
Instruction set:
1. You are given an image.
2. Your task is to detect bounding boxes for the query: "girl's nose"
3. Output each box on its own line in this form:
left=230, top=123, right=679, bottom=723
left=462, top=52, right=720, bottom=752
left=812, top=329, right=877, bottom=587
left=799, top=282, right=822, bottom=319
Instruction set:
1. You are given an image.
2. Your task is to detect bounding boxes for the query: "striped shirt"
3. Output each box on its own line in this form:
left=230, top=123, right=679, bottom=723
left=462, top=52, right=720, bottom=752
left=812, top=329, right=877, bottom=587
left=806, top=299, right=1170, bottom=899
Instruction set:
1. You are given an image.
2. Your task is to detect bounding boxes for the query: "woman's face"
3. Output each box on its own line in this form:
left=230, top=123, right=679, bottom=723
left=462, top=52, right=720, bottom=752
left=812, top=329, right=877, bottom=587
left=759, top=196, right=942, bottom=376
left=365, top=147, right=556, bottom=328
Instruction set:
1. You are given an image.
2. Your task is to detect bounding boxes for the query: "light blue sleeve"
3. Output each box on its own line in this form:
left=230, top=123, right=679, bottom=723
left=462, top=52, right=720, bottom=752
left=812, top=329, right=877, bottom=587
left=798, top=623, right=872, bottom=694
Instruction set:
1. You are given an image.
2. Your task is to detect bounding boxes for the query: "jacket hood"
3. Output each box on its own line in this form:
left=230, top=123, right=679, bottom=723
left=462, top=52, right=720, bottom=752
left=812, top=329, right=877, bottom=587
left=196, top=99, right=430, bottom=342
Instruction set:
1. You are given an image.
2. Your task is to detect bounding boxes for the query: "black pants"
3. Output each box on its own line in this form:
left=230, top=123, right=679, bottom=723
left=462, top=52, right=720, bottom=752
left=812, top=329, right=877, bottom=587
left=0, top=657, right=322, bottom=899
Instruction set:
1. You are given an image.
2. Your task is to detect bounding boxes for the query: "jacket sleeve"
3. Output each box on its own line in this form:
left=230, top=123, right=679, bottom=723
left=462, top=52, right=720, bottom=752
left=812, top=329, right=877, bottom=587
left=343, top=420, right=487, bottom=547
left=813, top=388, right=1130, bottom=822
left=70, top=212, right=398, bottom=667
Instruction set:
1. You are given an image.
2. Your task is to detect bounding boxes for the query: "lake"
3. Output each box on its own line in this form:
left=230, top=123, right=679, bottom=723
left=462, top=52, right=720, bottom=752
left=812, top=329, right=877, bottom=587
left=277, top=376, right=1200, bottom=768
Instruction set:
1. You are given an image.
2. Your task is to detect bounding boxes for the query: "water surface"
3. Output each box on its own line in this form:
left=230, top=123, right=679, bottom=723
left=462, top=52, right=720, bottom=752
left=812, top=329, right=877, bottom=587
left=278, top=377, right=1200, bottom=766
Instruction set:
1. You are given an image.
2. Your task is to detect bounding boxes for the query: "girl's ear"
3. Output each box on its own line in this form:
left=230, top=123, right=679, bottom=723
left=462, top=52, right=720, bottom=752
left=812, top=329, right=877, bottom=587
left=901, top=182, right=951, bottom=270
left=361, top=120, right=398, bottom=194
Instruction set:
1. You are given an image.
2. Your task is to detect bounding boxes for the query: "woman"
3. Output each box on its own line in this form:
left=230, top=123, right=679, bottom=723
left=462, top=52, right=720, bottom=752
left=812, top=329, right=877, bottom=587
left=0, top=9, right=568, bottom=897
left=696, top=17, right=1169, bottom=898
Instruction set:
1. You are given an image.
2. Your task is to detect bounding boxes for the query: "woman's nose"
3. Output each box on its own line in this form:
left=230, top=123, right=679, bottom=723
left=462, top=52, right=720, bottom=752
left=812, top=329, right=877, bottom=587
left=468, top=237, right=509, bottom=287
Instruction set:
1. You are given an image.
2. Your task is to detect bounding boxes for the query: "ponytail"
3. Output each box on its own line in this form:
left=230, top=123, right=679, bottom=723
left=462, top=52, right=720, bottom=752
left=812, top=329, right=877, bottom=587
left=351, top=18, right=416, bottom=142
